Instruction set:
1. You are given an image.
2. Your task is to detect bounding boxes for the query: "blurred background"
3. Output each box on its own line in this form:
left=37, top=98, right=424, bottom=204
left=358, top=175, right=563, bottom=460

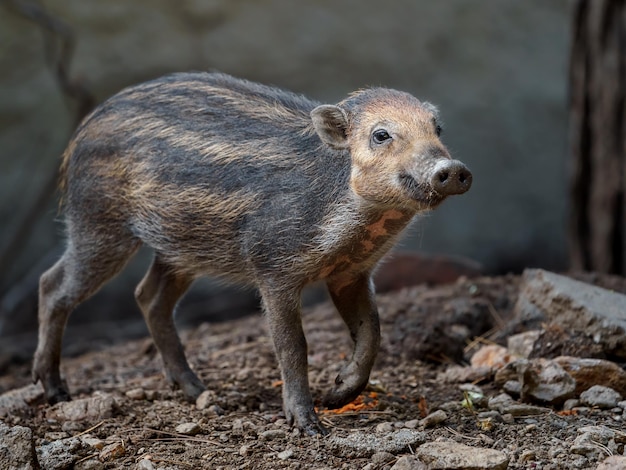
left=0, top=0, right=623, bottom=361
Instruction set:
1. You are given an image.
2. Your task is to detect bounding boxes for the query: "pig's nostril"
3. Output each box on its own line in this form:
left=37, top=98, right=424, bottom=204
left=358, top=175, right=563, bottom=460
left=431, top=160, right=472, bottom=196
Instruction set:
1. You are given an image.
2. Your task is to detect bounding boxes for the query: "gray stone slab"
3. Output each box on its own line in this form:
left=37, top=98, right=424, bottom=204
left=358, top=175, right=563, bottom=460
left=515, top=269, right=626, bottom=358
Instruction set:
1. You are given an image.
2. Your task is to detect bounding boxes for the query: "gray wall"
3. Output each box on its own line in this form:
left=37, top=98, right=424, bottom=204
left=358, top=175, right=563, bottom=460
left=0, top=0, right=573, bottom=293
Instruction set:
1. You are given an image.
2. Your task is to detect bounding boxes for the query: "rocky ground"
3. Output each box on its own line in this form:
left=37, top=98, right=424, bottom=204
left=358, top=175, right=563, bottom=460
left=2, top=269, right=626, bottom=469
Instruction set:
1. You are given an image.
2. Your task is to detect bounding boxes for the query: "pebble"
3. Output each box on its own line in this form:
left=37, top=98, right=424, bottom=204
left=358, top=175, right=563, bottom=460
left=195, top=390, right=215, bottom=410
left=326, top=429, right=426, bottom=458
left=80, top=435, right=105, bottom=450
left=175, top=422, right=201, bottom=436
left=503, top=380, right=521, bottom=396
left=597, top=455, right=626, bottom=469
left=404, top=419, right=419, bottom=429
left=277, top=449, right=293, bottom=460
left=46, top=392, right=116, bottom=422
left=580, top=385, right=622, bottom=408
left=416, top=441, right=509, bottom=470
left=37, top=437, right=83, bottom=469
left=437, top=365, right=492, bottom=384
left=507, top=330, right=541, bottom=358
left=390, top=455, right=428, bottom=469
left=477, top=411, right=501, bottom=422
left=136, top=459, right=155, bottom=470
left=487, top=394, right=549, bottom=416
left=470, top=344, right=513, bottom=369
left=0, top=422, right=37, bottom=470
left=554, top=356, right=626, bottom=396
left=99, top=442, right=125, bottom=462
left=563, top=398, right=580, bottom=410
left=126, top=388, right=146, bottom=400
left=519, top=359, right=576, bottom=404
left=259, top=429, right=286, bottom=441
left=376, top=422, right=394, bottom=433
left=419, top=410, right=447, bottom=428
left=239, top=444, right=251, bottom=456
left=371, top=451, right=396, bottom=465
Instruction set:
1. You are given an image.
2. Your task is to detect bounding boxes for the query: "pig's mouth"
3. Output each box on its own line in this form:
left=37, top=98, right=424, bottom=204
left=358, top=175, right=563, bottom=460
left=399, top=172, right=445, bottom=209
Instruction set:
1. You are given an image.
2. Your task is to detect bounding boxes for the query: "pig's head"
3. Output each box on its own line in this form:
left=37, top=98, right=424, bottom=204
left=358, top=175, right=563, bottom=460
left=311, top=88, right=472, bottom=212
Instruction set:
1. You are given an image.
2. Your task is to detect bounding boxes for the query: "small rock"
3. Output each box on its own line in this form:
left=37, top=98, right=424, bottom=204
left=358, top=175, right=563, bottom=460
left=580, top=385, right=622, bottom=408
left=125, top=388, right=146, bottom=400
left=404, top=419, right=419, bottom=429
left=597, top=455, right=626, bottom=470
left=487, top=393, right=548, bottom=416
left=437, top=365, right=491, bottom=384
left=391, top=455, right=428, bottom=469
left=502, top=404, right=550, bottom=416
left=487, top=393, right=514, bottom=411
left=439, top=401, right=463, bottom=413
left=175, top=422, right=201, bottom=436
left=46, top=392, right=116, bottom=422
left=563, top=399, right=580, bottom=411
left=75, top=459, right=104, bottom=470
left=0, top=385, right=43, bottom=418
left=416, top=441, right=509, bottom=470
left=372, top=451, right=396, bottom=465
left=554, top=356, right=626, bottom=396
left=231, top=419, right=244, bottom=436
left=503, top=380, right=521, bottom=395
left=419, top=410, right=447, bottom=428
left=195, top=390, right=216, bottom=410
left=512, top=358, right=576, bottom=405
left=577, top=425, right=626, bottom=444
left=493, top=362, right=517, bottom=386
left=239, top=445, right=251, bottom=457
left=259, top=429, right=286, bottom=441
left=518, top=449, right=535, bottom=463
left=98, top=442, right=125, bottom=462
left=327, top=429, right=426, bottom=458
left=507, top=330, right=541, bottom=358
left=277, top=449, right=293, bottom=460
left=470, top=344, right=513, bottom=370
left=37, top=437, right=84, bottom=469
left=136, top=459, right=155, bottom=470
left=80, top=434, right=105, bottom=450
left=207, top=404, right=225, bottom=416
left=376, top=422, right=394, bottom=433
left=0, top=422, right=38, bottom=470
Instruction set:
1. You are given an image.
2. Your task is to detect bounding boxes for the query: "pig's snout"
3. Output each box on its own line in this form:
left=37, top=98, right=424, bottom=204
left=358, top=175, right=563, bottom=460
left=431, top=160, right=472, bottom=196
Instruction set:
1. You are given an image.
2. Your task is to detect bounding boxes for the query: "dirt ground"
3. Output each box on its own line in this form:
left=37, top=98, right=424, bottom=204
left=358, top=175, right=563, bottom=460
left=2, top=274, right=626, bottom=469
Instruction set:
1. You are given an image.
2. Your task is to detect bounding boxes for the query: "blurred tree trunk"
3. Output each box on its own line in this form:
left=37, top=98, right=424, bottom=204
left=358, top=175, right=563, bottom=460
left=569, top=0, right=626, bottom=274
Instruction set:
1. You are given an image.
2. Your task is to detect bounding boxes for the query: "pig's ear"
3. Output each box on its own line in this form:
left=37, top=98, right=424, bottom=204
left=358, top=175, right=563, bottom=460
left=311, top=105, right=349, bottom=149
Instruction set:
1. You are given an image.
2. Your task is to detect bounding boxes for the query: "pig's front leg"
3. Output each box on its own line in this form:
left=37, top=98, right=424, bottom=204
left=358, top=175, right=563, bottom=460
left=323, top=273, right=380, bottom=409
left=260, top=284, right=328, bottom=436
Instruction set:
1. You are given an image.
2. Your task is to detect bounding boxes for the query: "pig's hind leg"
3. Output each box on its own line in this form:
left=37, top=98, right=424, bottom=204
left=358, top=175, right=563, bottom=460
left=323, top=273, right=380, bottom=409
left=33, top=233, right=140, bottom=404
left=134, top=255, right=206, bottom=401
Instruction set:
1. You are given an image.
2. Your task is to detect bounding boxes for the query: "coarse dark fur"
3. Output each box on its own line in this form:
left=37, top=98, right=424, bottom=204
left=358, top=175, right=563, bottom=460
left=34, top=72, right=472, bottom=435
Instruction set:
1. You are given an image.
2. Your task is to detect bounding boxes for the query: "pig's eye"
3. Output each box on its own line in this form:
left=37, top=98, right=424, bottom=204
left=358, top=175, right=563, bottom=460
left=372, top=129, right=391, bottom=144
left=435, top=124, right=443, bottom=137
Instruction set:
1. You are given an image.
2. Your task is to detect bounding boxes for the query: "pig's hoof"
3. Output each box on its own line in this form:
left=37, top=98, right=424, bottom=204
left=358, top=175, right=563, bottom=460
left=46, top=387, right=72, bottom=405
left=322, top=379, right=367, bottom=410
left=177, top=372, right=206, bottom=402
left=303, top=420, right=330, bottom=437
left=286, top=405, right=329, bottom=436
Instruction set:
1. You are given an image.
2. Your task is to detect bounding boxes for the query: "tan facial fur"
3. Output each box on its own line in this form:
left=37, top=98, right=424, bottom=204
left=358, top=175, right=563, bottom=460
left=344, top=93, right=450, bottom=211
